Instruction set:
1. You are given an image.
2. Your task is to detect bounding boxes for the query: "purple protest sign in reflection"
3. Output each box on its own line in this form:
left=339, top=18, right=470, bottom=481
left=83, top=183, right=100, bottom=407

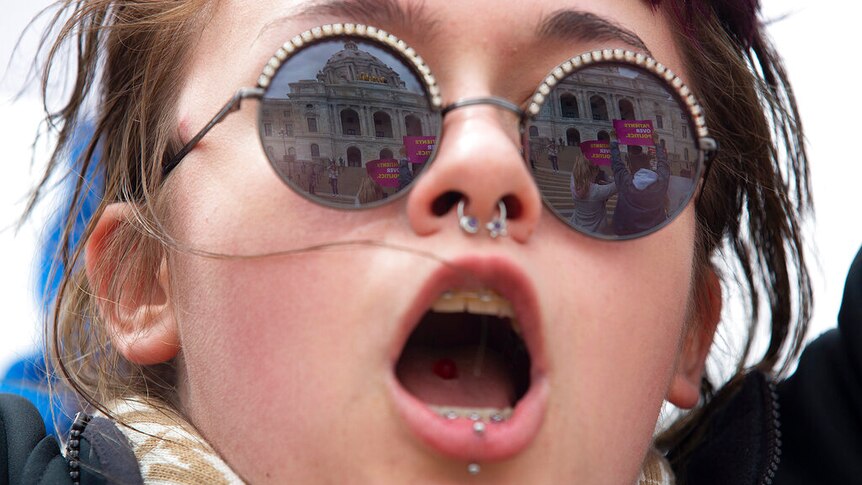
left=612, top=119, right=654, bottom=146
left=403, top=136, right=436, bottom=164
left=366, top=159, right=401, bottom=188
left=579, top=141, right=612, bottom=166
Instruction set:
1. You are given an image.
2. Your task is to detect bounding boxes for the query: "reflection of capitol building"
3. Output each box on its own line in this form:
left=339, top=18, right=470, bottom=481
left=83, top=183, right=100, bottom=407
left=260, top=41, right=434, bottom=170
left=528, top=65, right=695, bottom=174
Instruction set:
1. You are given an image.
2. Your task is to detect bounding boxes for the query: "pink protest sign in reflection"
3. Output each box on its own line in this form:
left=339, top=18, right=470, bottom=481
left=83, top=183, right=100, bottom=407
left=579, top=141, right=611, bottom=166
left=403, top=136, right=436, bottom=164
left=612, top=119, right=654, bottom=146
left=366, top=159, right=401, bottom=188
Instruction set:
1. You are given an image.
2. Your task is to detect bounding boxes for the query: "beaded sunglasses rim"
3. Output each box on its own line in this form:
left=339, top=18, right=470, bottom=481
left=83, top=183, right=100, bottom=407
left=163, top=22, right=719, bottom=240
left=164, top=21, right=717, bottom=176
left=255, top=23, right=716, bottom=151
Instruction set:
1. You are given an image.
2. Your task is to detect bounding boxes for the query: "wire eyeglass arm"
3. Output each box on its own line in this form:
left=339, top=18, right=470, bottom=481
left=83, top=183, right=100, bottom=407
left=163, top=87, right=265, bottom=177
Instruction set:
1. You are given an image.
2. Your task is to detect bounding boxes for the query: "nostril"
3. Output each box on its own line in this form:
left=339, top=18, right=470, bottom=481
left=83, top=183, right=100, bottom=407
left=432, top=191, right=462, bottom=217
left=502, top=194, right=523, bottom=220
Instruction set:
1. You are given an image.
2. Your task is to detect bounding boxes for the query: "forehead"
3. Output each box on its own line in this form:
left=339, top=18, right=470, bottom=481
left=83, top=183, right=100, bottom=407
left=201, top=0, right=680, bottom=74
left=259, top=0, right=655, bottom=53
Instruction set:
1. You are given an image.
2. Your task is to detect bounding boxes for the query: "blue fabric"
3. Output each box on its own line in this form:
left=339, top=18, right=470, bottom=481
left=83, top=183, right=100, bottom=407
left=0, top=354, right=71, bottom=435
left=1, top=124, right=102, bottom=436
left=35, top=125, right=103, bottom=313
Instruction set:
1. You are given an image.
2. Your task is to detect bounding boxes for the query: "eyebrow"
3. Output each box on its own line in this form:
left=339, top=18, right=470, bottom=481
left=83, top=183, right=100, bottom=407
left=260, top=2, right=650, bottom=56
left=261, top=0, right=441, bottom=43
left=537, top=10, right=652, bottom=56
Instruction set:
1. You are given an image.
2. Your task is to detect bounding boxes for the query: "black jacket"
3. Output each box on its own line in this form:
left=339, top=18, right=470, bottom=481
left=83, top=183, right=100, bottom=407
left=0, top=394, right=141, bottom=485
left=773, top=244, right=862, bottom=484
left=673, top=245, right=862, bottom=485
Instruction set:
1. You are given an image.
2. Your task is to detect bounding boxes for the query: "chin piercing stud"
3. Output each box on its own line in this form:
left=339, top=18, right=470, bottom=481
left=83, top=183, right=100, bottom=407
left=467, top=463, right=481, bottom=475
left=458, top=199, right=480, bottom=234
left=473, top=421, right=486, bottom=436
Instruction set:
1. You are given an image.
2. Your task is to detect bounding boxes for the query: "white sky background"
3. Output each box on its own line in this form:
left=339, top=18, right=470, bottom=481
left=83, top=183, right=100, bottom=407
left=2, top=1, right=861, bottom=374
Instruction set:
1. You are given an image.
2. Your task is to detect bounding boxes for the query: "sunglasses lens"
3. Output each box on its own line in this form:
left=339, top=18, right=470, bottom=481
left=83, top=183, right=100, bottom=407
left=260, top=38, right=440, bottom=208
left=526, top=63, right=702, bottom=239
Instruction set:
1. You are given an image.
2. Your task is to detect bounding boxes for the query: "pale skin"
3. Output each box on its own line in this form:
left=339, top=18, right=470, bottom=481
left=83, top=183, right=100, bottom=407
left=86, top=0, right=721, bottom=483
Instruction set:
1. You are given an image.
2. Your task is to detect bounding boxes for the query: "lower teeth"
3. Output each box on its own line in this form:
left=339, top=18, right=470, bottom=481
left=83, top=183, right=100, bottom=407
left=428, top=405, right=513, bottom=422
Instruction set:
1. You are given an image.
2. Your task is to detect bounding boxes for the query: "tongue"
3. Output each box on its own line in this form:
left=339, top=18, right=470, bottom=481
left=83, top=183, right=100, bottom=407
left=395, top=345, right=515, bottom=408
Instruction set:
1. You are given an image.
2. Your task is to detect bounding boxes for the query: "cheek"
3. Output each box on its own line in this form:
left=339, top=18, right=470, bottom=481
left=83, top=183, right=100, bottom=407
left=164, top=237, right=451, bottom=476
left=164, top=127, right=400, bottom=254
left=161, top=141, right=422, bottom=434
left=165, top=251, right=375, bottom=440
left=554, top=226, right=692, bottom=379
left=175, top=258, right=349, bottom=386
left=165, top=146, right=321, bottom=253
left=534, top=206, right=695, bottom=469
left=163, top=145, right=397, bottom=343
left=164, top=252, right=351, bottom=467
left=160, top=137, right=409, bottom=422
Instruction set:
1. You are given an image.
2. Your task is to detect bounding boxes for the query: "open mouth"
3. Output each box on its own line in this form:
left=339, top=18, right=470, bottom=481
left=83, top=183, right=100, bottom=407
left=387, top=258, right=549, bottom=463
left=395, top=290, right=531, bottom=421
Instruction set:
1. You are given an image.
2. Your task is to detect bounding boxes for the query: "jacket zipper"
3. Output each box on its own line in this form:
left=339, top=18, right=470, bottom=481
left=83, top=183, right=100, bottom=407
left=760, top=379, right=783, bottom=485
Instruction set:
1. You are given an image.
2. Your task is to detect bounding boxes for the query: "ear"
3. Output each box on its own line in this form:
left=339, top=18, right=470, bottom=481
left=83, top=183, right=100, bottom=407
left=85, top=202, right=179, bottom=365
left=666, top=266, right=721, bottom=409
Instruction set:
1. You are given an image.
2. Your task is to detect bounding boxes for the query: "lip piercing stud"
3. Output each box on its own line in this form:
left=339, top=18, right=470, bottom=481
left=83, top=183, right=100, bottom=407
left=467, top=463, right=481, bottom=475
left=468, top=412, right=481, bottom=421
left=445, top=411, right=459, bottom=420
left=473, top=421, right=486, bottom=436
left=457, top=199, right=480, bottom=234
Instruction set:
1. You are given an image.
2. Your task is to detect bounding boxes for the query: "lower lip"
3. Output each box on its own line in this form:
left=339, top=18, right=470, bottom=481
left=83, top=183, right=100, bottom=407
left=387, top=372, right=549, bottom=462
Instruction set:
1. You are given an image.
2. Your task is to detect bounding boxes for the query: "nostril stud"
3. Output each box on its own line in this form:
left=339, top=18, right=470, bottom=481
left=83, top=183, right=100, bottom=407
left=457, top=200, right=508, bottom=237
left=486, top=201, right=508, bottom=238
left=457, top=200, right=480, bottom=234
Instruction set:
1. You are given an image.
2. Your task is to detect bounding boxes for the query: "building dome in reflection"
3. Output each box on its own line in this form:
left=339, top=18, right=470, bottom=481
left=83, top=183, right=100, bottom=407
left=317, top=41, right=408, bottom=88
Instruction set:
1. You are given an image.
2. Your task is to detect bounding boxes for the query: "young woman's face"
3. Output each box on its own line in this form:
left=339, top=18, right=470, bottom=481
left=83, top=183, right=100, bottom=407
left=164, top=0, right=708, bottom=482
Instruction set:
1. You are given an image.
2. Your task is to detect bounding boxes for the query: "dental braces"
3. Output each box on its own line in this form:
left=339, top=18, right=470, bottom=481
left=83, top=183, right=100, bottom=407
left=428, top=405, right=513, bottom=422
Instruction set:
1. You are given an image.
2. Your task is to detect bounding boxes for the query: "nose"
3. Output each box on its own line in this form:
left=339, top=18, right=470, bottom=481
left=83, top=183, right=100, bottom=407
left=405, top=104, right=543, bottom=243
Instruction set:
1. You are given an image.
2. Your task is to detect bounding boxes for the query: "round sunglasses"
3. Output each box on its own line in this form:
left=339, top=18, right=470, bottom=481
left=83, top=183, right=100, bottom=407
left=164, top=23, right=718, bottom=240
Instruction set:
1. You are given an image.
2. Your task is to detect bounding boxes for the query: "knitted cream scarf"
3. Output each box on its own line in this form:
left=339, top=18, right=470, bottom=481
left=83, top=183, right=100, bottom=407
left=108, top=399, right=244, bottom=484
left=639, top=447, right=676, bottom=485
left=109, top=399, right=673, bottom=484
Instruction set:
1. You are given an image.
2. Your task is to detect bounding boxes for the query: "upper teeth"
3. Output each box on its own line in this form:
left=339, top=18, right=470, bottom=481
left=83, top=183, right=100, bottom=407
left=431, top=290, right=522, bottom=336
left=431, top=290, right=515, bottom=318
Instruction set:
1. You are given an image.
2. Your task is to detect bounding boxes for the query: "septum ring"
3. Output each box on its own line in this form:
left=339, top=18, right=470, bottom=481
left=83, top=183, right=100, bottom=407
left=457, top=200, right=508, bottom=238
